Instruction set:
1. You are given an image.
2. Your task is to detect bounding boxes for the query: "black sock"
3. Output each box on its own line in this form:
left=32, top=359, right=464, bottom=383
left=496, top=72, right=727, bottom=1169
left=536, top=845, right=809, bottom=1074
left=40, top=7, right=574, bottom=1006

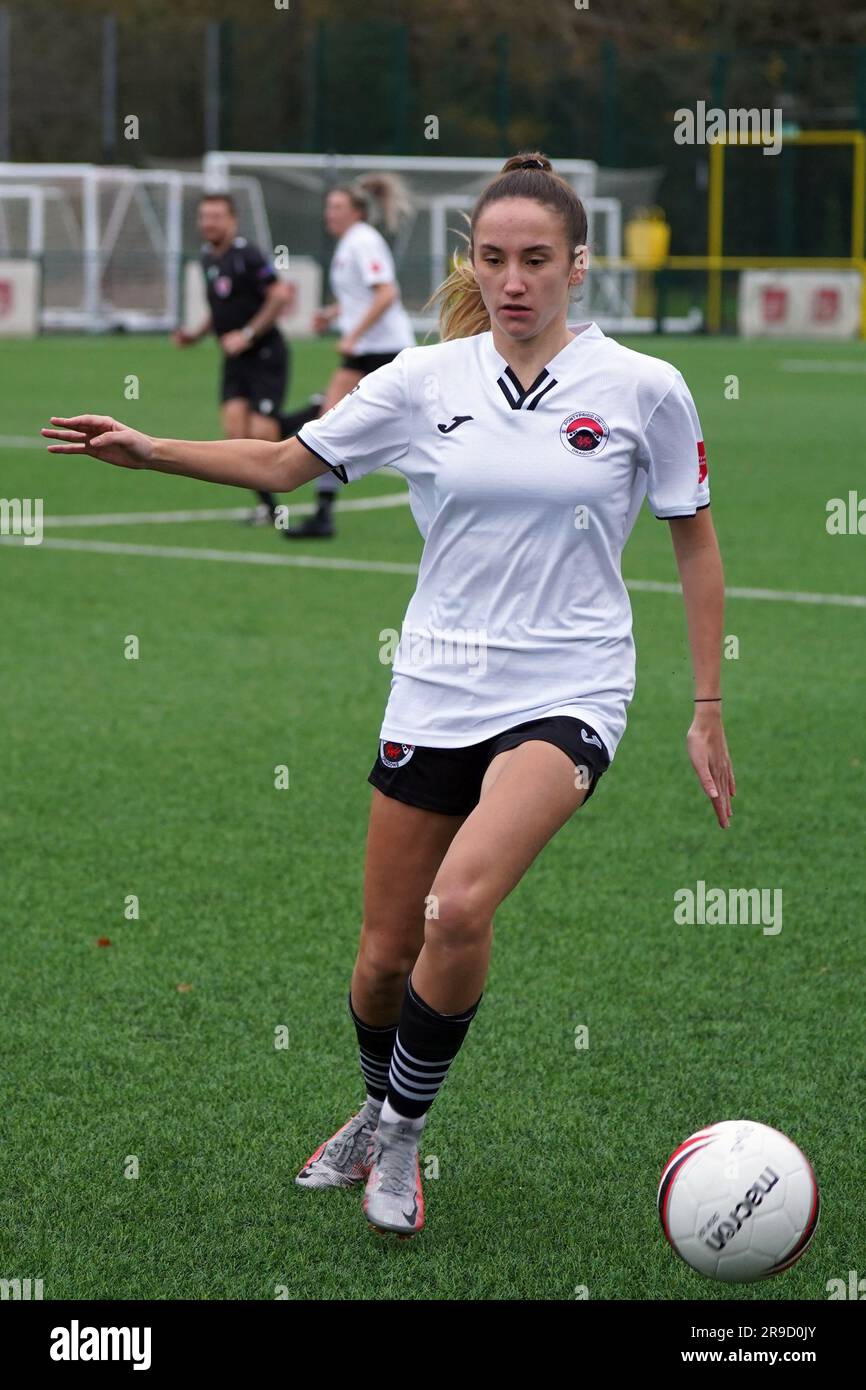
left=277, top=402, right=322, bottom=441
left=256, top=490, right=277, bottom=515
left=386, top=974, right=483, bottom=1120
left=348, top=990, right=396, bottom=1103
left=316, top=489, right=335, bottom=520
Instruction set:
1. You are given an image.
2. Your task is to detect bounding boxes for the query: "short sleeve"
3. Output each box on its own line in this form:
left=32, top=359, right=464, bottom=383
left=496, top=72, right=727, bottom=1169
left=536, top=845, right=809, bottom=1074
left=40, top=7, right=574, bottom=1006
left=244, top=244, right=278, bottom=287
left=297, top=351, right=411, bottom=485
left=641, top=372, right=711, bottom=519
left=355, top=230, right=396, bottom=287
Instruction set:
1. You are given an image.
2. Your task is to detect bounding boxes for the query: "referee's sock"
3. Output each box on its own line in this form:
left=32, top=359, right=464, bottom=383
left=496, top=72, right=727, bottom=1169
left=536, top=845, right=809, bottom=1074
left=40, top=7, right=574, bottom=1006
left=313, top=478, right=336, bottom=515
left=383, top=973, right=483, bottom=1124
left=277, top=398, right=324, bottom=440
left=348, top=990, right=396, bottom=1105
left=255, top=489, right=278, bottom=517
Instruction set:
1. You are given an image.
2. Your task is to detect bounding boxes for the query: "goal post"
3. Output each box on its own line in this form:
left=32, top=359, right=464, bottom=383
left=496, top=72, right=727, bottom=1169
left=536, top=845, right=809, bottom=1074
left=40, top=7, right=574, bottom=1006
left=705, top=130, right=866, bottom=335
left=0, top=163, right=273, bottom=331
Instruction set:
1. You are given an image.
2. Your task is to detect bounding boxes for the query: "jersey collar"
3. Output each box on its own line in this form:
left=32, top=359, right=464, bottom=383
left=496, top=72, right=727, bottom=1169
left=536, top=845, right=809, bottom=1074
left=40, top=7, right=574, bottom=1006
left=483, top=320, right=604, bottom=410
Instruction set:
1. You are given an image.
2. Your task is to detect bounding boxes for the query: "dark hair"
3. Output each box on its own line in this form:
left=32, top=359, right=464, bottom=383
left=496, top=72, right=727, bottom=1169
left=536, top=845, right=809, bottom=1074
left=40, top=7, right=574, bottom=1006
left=199, top=193, right=237, bottom=216
left=428, top=151, right=588, bottom=340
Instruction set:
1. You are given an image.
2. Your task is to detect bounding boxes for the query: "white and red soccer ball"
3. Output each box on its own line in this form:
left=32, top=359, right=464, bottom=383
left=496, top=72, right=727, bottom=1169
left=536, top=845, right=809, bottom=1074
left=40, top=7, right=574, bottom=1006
left=658, top=1120, right=820, bottom=1282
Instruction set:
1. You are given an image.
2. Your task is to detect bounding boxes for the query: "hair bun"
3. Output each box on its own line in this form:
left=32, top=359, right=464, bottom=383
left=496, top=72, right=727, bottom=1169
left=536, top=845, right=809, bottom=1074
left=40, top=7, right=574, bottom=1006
left=502, top=151, right=553, bottom=174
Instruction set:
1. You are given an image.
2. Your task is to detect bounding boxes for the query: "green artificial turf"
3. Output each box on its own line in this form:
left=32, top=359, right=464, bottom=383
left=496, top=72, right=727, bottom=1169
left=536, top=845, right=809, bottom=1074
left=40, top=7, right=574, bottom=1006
left=0, top=332, right=863, bottom=1299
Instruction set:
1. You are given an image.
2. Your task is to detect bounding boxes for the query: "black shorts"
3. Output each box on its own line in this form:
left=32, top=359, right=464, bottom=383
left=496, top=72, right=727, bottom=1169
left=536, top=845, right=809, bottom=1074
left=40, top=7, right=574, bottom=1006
left=221, top=332, right=289, bottom=417
left=368, top=716, right=611, bottom=817
left=339, top=351, right=399, bottom=374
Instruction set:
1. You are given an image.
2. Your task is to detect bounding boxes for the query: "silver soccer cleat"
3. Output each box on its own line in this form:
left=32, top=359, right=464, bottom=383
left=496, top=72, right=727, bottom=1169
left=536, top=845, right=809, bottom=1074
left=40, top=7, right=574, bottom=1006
left=363, top=1114, right=426, bottom=1237
left=295, top=1100, right=381, bottom=1189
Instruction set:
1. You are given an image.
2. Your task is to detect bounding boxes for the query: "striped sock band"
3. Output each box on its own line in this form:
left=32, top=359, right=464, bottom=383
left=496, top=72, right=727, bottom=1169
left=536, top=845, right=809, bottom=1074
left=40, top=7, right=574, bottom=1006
left=386, top=974, right=483, bottom=1120
left=348, top=990, right=397, bottom=1102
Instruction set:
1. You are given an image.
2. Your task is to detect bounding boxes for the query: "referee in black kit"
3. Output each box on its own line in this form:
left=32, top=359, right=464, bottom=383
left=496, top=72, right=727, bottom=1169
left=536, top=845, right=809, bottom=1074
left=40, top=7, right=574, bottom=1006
left=174, top=193, right=319, bottom=525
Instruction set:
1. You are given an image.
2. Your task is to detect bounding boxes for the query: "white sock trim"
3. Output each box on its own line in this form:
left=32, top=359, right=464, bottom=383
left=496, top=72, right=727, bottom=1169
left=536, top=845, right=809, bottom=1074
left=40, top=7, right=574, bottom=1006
left=381, top=1098, right=426, bottom=1129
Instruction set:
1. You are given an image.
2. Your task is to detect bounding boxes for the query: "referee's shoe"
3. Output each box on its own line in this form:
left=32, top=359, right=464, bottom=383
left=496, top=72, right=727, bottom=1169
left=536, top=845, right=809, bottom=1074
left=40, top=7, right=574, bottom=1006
left=284, top=489, right=336, bottom=539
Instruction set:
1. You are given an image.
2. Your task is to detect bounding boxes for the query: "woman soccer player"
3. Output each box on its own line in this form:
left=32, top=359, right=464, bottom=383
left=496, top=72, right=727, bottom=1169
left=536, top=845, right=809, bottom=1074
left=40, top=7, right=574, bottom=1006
left=284, top=172, right=416, bottom=539
left=43, top=151, right=735, bottom=1241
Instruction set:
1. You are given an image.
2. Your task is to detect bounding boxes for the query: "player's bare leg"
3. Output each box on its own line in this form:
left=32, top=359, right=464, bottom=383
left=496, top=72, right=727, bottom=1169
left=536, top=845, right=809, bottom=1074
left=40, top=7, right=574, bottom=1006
left=245, top=409, right=284, bottom=527
left=221, top=397, right=276, bottom=523
left=285, top=368, right=363, bottom=540
left=354, top=791, right=467, bottom=1025
left=296, top=792, right=464, bottom=1191
left=413, top=740, right=590, bottom=1013
left=363, top=741, right=590, bottom=1235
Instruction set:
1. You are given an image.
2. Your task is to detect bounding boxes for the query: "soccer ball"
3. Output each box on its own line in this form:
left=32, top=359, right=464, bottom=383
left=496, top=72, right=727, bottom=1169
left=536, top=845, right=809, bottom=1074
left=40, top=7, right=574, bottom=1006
left=658, top=1120, right=820, bottom=1281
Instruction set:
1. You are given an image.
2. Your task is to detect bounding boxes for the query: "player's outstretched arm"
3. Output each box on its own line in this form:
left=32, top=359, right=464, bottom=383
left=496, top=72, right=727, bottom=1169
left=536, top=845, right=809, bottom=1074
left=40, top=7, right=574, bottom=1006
left=668, top=509, right=736, bottom=829
left=41, top=416, right=331, bottom=493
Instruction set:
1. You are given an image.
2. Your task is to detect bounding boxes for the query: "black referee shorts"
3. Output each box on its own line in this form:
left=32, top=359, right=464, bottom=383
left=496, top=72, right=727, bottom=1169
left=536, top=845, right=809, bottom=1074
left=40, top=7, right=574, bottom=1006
left=368, top=715, right=611, bottom=817
left=339, top=351, right=399, bottom=373
left=221, top=333, right=289, bottom=418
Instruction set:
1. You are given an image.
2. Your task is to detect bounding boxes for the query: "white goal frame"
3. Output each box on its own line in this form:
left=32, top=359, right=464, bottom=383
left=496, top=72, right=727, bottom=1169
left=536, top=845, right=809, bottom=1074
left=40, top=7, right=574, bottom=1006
left=0, top=163, right=271, bottom=331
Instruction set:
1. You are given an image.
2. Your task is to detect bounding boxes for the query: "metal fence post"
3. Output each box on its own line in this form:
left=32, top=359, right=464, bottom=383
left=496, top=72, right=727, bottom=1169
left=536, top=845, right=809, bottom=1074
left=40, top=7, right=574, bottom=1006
left=0, top=6, right=10, bottom=162
left=496, top=32, right=510, bottom=153
left=101, top=14, right=117, bottom=164
left=204, top=21, right=221, bottom=152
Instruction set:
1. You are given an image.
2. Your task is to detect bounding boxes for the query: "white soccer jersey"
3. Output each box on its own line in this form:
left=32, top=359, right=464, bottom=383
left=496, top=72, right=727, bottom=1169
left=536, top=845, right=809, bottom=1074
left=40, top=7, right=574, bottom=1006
left=298, top=321, right=710, bottom=761
left=329, top=221, right=415, bottom=354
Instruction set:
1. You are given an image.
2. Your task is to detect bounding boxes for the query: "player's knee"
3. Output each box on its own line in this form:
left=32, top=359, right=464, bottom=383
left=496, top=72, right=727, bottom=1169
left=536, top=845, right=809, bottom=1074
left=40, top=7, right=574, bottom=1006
left=357, top=928, right=416, bottom=988
left=424, top=881, right=490, bottom=949
left=248, top=414, right=277, bottom=441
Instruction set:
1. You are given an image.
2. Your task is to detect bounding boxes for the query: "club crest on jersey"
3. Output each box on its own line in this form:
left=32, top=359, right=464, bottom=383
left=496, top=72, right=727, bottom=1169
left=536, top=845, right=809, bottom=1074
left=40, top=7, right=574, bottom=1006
left=380, top=740, right=415, bottom=768
left=214, top=275, right=233, bottom=298
left=560, top=411, right=610, bottom=456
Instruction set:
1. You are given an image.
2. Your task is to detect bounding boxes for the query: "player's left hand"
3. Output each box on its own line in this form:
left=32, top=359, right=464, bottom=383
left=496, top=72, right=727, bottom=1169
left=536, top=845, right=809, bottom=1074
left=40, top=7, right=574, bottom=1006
left=687, top=709, right=735, bottom=828
left=220, top=330, right=250, bottom=357
left=337, top=335, right=357, bottom=356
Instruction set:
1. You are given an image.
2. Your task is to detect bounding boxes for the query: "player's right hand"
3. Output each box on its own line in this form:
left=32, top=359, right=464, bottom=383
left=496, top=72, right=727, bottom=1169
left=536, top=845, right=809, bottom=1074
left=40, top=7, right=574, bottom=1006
left=172, top=328, right=196, bottom=347
left=41, top=416, right=154, bottom=470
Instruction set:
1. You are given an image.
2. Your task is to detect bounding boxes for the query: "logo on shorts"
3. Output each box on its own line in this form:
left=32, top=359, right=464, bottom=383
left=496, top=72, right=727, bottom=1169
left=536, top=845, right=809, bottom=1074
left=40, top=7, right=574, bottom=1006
left=580, top=727, right=603, bottom=750
left=258, top=398, right=274, bottom=414
left=380, top=740, right=415, bottom=768
left=560, top=411, right=609, bottom=456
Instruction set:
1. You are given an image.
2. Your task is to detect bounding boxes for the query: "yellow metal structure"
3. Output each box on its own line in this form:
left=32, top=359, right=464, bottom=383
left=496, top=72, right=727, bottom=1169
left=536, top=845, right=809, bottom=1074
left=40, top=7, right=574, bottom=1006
left=705, top=130, right=866, bottom=334
left=596, top=132, right=866, bottom=335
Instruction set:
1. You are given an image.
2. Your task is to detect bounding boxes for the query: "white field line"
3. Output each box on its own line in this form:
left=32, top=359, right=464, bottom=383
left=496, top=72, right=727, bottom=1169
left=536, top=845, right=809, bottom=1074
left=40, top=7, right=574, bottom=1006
left=0, top=535, right=418, bottom=574
left=778, top=360, right=866, bottom=374
left=1, top=534, right=864, bottom=606
left=37, top=492, right=410, bottom=528
left=625, top=578, right=866, bottom=608
left=0, top=435, right=50, bottom=449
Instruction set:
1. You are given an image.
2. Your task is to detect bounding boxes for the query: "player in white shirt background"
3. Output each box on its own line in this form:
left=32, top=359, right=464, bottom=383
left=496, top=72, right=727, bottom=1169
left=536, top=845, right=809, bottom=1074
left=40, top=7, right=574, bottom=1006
left=43, top=150, right=735, bottom=1242
left=283, top=172, right=416, bottom=540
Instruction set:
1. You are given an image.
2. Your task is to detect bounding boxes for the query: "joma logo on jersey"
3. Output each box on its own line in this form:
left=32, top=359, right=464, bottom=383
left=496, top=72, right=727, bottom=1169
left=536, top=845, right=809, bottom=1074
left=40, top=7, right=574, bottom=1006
left=560, top=411, right=610, bottom=456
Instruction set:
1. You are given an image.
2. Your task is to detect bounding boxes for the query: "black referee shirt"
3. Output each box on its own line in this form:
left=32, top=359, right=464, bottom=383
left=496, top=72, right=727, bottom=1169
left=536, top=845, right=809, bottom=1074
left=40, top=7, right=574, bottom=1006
left=201, top=236, right=281, bottom=342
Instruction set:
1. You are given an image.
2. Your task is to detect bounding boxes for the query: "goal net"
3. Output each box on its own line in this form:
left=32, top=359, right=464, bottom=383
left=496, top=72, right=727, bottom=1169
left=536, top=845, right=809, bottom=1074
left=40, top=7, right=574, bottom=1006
left=201, top=152, right=639, bottom=333
left=0, top=163, right=269, bottom=331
